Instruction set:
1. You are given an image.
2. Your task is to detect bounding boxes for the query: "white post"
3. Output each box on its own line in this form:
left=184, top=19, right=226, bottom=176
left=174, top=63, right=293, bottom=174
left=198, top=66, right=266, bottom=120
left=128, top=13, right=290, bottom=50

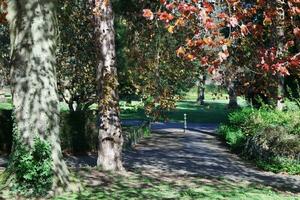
left=184, top=113, right=187, bottom=133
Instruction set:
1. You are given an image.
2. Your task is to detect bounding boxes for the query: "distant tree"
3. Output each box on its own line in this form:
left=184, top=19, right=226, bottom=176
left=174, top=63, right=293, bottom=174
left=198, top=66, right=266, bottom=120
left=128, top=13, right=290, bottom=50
left=115, top=0, right=198, bottom=119
left=57, top=0, right=97, bottom=112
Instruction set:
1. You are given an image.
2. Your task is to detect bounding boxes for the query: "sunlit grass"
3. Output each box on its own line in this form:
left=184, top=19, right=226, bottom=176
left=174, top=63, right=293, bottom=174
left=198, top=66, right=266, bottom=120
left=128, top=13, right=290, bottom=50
left=120, top=86, right=247, bottom=123
left=0, top=103, right=12, bottom=111
left=54, top=169, right=300, bottom=200
left=0, top=86, right=247, bottom=124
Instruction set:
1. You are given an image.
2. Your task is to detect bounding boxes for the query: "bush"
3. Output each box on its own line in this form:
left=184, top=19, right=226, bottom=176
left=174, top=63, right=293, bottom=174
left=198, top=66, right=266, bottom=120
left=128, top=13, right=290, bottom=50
left=218, top=125, right=246, bottom=151
left=256, top=157, right=300, bottom=175
left=10, top=138, right=53, bottom=196
left=123, top=121, right=151, bottom=149
left=218, top=107, right=300, bottom=175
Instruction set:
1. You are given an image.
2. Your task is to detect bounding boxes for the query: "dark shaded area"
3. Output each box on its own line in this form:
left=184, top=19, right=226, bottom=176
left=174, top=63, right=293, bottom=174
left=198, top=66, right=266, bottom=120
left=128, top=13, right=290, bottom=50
left=0, top=110, right=12, bottom=154
left=0, top=112, right=150, bottom=155
left=0, top=111, right=97, bottom=155
left=60, top=111, right=96, bottom=155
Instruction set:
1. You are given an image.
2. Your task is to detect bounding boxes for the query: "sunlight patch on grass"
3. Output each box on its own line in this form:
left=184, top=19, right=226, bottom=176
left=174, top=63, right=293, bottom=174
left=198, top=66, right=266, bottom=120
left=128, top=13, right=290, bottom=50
left=0, top=103, right=12, bottom=111
left=55, top=170, right=300, bottom=200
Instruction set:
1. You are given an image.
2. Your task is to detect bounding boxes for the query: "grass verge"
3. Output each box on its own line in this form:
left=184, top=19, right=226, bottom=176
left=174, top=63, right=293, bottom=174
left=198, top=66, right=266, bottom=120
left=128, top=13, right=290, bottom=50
left=52, top=169, right=300, bottom=200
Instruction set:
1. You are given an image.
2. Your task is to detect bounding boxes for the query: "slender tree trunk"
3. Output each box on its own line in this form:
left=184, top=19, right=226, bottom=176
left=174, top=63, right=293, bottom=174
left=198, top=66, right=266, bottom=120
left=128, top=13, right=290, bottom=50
left=227, top=79, right=238, bottom=108
left=275, top=0, right=286, bottom=111
left=197, top=74, right=206, bottom=105
left=6, top=0, right=69, bottom=189
left=90, top=0, right=124, bottom=171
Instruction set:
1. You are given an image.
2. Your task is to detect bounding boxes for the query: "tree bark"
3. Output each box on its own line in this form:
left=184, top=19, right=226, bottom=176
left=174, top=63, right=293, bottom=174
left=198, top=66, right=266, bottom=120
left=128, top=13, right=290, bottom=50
left=227, top=79, right=238, bottom=108
left=275, top=0, right=286, bottom=111
left=197, top=74, right=206, bottom=105
left=6, top=0, right=69, bottom=189
left=90, top=0, right=124, bottom=171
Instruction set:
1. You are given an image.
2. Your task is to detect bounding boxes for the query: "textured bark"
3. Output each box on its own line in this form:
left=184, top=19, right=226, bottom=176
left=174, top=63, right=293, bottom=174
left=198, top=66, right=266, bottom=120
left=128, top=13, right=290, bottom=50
left=6, top=0, right=69, bottom=188
left=275, top=0, right=286, bottom=111
left=197, top=74, right=206, bottom=105
left=90, top=0, right=124, bottom=171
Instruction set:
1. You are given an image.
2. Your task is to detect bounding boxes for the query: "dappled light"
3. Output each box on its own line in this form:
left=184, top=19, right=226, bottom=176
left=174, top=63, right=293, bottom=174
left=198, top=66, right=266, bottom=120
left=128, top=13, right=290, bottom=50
left=0, top=0, right=300, bottom=199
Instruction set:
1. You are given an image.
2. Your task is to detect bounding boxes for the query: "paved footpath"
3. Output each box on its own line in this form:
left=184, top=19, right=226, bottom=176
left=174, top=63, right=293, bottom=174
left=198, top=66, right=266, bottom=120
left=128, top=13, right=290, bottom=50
left=123, top=122, right=300, bottom=193
left=1, top=122, right=299, bottom=193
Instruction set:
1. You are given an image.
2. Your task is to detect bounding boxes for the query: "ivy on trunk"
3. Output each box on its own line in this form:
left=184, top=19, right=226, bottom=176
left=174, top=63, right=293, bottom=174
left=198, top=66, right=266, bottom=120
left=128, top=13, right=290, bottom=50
left=90, top=0, right=124, bottom=171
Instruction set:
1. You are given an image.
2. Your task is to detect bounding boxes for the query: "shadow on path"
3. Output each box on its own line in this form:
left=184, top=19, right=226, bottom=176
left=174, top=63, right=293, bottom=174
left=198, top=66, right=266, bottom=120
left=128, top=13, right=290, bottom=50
left=123, top=124, right=300, bottom=193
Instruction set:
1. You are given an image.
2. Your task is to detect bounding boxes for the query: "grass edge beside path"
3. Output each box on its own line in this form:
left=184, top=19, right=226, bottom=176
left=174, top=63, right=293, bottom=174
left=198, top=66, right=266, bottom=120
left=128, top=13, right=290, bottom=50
left=54, top=169, right=300, bottom=200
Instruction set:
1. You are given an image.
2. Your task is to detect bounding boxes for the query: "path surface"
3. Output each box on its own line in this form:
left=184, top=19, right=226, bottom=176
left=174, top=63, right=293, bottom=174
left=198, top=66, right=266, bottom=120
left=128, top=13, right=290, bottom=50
left=125, top=123, right=300, bottom=193
left=1, top=122, right=300, bottom=193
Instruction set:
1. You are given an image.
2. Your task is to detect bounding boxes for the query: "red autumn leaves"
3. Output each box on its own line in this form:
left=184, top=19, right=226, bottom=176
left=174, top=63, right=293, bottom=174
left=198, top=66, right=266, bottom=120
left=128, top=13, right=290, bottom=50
left=143, top=0, right=300, bottom=77
left=142, top=1, right=240, bottom=73
left=0, top=0, right=7, bottom=24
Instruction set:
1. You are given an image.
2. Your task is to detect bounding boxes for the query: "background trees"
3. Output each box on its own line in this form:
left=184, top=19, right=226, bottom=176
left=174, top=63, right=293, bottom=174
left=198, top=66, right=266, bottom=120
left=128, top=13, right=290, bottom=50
left=143, top=0, right=300, bottom=109
left=115, top=0, right=199, bottom=119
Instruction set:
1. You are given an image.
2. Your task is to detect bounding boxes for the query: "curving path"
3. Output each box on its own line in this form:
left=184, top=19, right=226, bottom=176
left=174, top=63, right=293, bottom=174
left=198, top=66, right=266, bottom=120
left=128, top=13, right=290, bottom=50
left=1, top=121, right=300, bottom=193
left=123, top=122, right=300, bottom=193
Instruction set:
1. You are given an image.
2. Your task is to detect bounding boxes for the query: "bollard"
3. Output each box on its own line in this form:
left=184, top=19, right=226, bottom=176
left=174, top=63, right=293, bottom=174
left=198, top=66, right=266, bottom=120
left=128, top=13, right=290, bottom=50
left=184, top=113, right=187, bottom=133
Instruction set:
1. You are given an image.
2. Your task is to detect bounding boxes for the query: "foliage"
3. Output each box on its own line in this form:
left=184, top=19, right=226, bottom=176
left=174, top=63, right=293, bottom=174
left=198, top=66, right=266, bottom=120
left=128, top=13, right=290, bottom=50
left=257, top=157, right=300, bottom=175
left=56, top=0, right=97, bottom=111
left=218, top=125, right=246, bottom=151
left=9, top=137, right=53, bottom=196
left=143, top=1, right=300, bottom=108
left=114, top=0, right=199, bottom=119
left=219, top=107, right=300, bottom=174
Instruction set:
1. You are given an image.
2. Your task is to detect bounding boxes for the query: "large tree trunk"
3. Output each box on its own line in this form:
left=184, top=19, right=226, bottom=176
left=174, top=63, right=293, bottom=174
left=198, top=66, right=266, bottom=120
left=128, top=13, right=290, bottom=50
left=6, top=0, right=69, bottom=189
left=275, top=0, right=286, bottom=111
left=90, top=0, right=124, bottom=171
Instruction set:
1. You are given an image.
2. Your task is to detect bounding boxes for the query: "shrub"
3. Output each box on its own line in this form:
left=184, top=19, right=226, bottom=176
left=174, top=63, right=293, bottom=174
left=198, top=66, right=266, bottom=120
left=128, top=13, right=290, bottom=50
left=123, top=121, right=151, bottom=149
left=218, top=125, right=246, bottom=151
left=256, top=157, right=300, bottom=175
left=218, top=107, right=300, bottom=175
left=10, top=137, right=53, bottom=196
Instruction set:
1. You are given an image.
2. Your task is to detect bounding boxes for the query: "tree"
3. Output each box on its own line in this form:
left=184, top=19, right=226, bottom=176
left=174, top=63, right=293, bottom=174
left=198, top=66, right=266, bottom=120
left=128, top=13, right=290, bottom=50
left=275, top=0, right=287, bottom=110
left=90, top=0, right=124, bottom=171
left=0, top=0, right=9, bottom=88
left=197, top=73, right=206, bottom=105
left=115, top=0, right=198, bottom=119
left=143, top=0, right=300, bottom=109
left=56, top=0, right=98, bottom=154
left=57, top=0, right=97, bottom=112
left=5, top=0, right=70, bottom=192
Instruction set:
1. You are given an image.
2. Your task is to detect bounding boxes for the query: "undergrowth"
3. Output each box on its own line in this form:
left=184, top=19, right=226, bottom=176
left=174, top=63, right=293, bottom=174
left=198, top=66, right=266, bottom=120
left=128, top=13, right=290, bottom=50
left=218, top=107, right=300, bottom=175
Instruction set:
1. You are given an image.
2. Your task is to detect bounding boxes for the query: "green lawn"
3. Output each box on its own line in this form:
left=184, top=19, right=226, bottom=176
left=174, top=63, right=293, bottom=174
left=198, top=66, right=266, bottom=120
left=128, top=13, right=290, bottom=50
left=120, top=86, right=247, bottom=123
left=120, top=100, right=231, bottom=123
left=0, top=86, right=246, bottom=124
left=52, top=169, right=299, bottom=200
